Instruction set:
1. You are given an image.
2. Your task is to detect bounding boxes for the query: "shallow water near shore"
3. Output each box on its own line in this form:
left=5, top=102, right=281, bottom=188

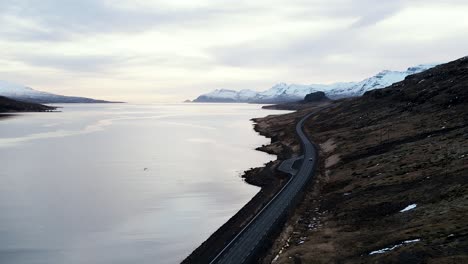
left=0, top=103, right=287, bottom=264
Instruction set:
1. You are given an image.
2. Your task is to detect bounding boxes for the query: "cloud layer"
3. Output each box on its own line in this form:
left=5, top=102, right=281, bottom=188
left=0, top=0, right=467, bottom=102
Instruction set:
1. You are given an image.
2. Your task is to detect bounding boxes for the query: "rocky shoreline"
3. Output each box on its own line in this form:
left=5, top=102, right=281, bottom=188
left=182, top=103, right=330, bottom=263
left=182, top=107, right=309, bottom=263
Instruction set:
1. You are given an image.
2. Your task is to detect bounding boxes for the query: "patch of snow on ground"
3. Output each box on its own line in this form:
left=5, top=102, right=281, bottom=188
left=272, top=254, right=280, bottom=263
left=369, top=239, right=421, bottom=255
left=400, top=204, right=417, bottom=212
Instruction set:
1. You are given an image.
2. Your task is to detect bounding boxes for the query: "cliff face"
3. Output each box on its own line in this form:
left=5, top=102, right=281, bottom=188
left=261, top=57, right=468, bottom=263
left=0, top=96, right=56, bottom=112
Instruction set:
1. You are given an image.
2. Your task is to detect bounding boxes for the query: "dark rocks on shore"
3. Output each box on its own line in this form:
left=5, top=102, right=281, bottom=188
left=304, top=91, right=329, bottom=102
left=262, top=91, right=331, bottom=110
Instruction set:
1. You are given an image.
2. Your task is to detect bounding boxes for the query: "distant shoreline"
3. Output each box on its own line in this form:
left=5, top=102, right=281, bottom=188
left=0, top=96, right=57, bottom=113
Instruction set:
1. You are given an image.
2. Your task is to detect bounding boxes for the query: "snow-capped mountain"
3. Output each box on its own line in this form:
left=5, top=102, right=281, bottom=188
left=195, top=89, right=241, bottom=102
left=0, top=80, right=115, bottom=104
left=327, top=65, right=437, bottom=99
left=193, top=64, right=437, bottom=103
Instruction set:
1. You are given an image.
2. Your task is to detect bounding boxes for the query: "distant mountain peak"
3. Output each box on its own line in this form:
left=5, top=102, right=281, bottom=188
left=0, top=80, right=36, bottom=93
left=0, top=80, right=119, bottom=104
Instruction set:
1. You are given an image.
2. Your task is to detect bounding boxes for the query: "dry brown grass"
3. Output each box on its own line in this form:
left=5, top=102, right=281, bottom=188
left=260, top=58, right=468, bottom=263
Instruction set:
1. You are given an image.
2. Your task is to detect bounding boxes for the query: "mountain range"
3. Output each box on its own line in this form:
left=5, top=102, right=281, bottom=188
left=193, top=64, right=437, bottom=103
left=0, top=80, right=116, bottom=104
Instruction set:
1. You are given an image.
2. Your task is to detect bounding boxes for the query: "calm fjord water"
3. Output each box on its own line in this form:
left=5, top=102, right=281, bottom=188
left=0, top=103, right=287, bottom=264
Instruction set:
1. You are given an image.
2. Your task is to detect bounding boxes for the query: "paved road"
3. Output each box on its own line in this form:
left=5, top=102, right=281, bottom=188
left=278, top=155, right=303, bottom=175
left=209, top=111, right=319, bottom=264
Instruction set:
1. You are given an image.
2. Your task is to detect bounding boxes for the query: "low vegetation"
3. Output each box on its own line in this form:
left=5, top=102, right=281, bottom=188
left=262, top=57, right=467, bottom=263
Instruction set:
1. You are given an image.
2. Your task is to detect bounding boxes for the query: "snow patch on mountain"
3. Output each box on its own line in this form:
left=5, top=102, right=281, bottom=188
left=0, top=80, right=114, bottom=103
left=193, top=64, right=437, bottom=103
left=327, top=64, right=437, bottom=99
left=0, top=80, right=42, bottom=96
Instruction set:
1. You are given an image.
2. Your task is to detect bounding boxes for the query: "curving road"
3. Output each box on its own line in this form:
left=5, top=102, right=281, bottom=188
left=278, top=155, right=303, bottom=175
left=209, top=111, right=320, bottom=264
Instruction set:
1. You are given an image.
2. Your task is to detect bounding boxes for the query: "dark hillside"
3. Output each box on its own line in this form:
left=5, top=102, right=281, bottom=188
left=0, top=96, right=56, bottom=112
left=262, top=56, right=468, bottom=263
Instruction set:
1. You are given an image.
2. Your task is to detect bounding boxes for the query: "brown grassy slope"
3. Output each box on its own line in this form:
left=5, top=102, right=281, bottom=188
left=262, top=57, right=468, bottom=263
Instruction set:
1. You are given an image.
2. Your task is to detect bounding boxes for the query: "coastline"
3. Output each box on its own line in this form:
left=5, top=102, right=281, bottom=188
left=182, top=104, right=327, bottom=263
left=0, top=96, right=57, bottom=113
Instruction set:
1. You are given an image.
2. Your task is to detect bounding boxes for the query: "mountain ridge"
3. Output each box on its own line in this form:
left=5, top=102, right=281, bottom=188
left=193, top=64, right=437, bottom=103
left=0, top=80, right=120, bottom=104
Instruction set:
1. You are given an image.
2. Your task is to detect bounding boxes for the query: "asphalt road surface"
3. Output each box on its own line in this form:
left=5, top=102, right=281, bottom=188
left=278, top=155, right=303, bottom=175
left=209, top=111, right=320, bottom=264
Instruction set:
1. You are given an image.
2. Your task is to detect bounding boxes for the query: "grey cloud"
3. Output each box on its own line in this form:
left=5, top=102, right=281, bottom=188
left=1, top=0, right=467, bottom=100
left=282, top=0, right=404, bottom=27
left=207, top=0, right=409, bottom=67
left=0, top=0, right=435, bottom=44
left=349, top=1, right=404, bottom=27
left=208, top=21, right=468, bottom=85
left=209, top=28, right=358, bottom=67
left=0, top=0, right=245, bottom=41
left=10, top=53, right=131, bottom=72
left=8, top=52, right=216, bottom=74
left=0, top=0, right=408, bottom=42
left=207, top=0, right=466, bottom=69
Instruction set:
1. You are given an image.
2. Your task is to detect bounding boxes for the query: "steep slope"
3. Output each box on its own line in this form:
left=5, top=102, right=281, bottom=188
left=0, top=96, right=56, bottom=112
left=328, top=64, right=437, bottom=98
left=0, top=80, right=117, bottom=104
left=260, top=57, right=467, bottom=263
left=193, top=64, right=436, bottom=103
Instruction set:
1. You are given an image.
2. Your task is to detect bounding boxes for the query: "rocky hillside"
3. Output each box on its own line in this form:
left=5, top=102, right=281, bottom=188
left=258, top=57, right=467, bottom=263
left=0, top=96, right=56, bottom=112
left=263, top=91, right=332, bottom=110
left=304, top=91, right=329, bottom=102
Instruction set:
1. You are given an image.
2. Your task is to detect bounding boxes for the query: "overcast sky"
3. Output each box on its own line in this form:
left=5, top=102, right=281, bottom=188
left=1, top=0, right=467, bottom=102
